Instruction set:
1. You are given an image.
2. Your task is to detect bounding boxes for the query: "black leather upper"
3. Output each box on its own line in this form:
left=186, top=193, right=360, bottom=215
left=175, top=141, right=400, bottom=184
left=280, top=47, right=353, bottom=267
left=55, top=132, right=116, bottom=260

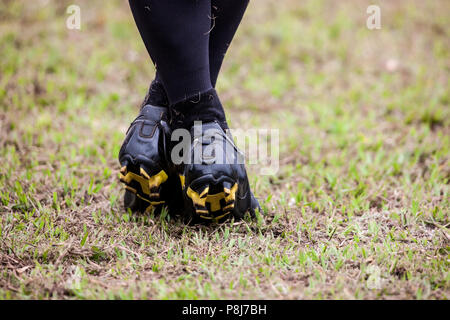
left=179, top=121, right=258, bottom=213
left=119, top=104, right=170, bottom=174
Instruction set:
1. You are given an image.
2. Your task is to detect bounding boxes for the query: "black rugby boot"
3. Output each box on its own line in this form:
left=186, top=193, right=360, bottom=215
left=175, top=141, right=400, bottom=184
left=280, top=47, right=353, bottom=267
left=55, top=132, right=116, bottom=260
left=119, top=81, right=183, bottom=215
left=170, top=90, right=260, bottom=223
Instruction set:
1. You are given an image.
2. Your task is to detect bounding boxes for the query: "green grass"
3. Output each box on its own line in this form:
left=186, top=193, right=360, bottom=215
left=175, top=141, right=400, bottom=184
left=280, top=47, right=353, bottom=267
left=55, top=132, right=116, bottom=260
left=0, top=0, right=449, bottom=299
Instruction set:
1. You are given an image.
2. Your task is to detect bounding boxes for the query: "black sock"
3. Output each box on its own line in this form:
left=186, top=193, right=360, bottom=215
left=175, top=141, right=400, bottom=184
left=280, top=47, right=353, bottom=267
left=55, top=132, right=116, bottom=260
left=129, top=1, right=247, bottom=128
left=142, top=1, right=248, bottom=95
left=170, top=89, right=228, bottom=131
left=209, top=0, right=249, bottom=87
left=141, top=74, right=169, bottom=108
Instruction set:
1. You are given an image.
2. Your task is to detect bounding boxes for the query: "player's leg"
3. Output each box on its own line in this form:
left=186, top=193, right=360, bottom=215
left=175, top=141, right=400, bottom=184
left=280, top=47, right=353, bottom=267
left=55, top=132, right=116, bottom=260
left=209, top=0, right=250, bottom=87
left=128, top=0, right=213, bottom=104
left=123, top=0, right=259, bottom=221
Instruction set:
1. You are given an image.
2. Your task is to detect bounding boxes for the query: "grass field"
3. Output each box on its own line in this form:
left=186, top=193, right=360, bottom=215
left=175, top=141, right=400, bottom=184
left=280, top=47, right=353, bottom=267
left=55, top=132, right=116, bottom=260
left=0, top=0, right=449, bottom=299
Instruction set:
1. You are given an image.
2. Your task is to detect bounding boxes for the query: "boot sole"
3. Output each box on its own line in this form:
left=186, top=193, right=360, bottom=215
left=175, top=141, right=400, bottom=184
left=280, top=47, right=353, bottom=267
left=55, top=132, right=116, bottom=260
left=119, top=165, right=168, bottom=213
left=182, top=174, right=239, bottom=222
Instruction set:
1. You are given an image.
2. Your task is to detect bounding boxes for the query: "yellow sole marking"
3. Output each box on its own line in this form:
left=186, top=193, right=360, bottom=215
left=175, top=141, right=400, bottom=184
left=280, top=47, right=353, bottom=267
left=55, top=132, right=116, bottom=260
left=135, top=193, right=151, bottom=204
left=207, top=183, right=238, bottom=212
left=148, top=170, right=169, bottom=189
left=225, top=183, right=238, bottom=203
left=214, top=212, right=231, bottom=220
left=140, top=168, right=150, bottom=179
left=223, top=203, right=235, bottom=211
left=187, top=186, right=210, bottom=207
left=135, top=193, right=165, bottom=206
left=120, top=172, right=150, bottom=195
left=179, top=175, right=185, bottom=189
left=125, top=186, right=137, bottom=194
left=199, top=211, right=231, bottom=221
left=205, top=193, right=227, bottom=212
left=187, top=183, right=238, bottom=213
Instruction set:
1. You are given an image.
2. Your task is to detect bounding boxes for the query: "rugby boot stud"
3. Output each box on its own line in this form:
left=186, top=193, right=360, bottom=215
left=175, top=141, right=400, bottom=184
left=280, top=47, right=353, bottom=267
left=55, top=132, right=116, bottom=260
left=178, top=121, right=260, bottom=222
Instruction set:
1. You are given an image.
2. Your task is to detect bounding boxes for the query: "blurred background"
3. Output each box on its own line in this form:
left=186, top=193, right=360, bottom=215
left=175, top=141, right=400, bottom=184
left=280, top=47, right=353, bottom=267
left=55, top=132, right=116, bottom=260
left=0, top=0, right=448, bottom=299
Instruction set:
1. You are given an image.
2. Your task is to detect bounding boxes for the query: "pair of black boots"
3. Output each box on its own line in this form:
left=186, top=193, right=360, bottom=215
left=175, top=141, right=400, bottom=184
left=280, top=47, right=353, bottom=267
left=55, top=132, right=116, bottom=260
left=118, top=81, right=260, bottom=223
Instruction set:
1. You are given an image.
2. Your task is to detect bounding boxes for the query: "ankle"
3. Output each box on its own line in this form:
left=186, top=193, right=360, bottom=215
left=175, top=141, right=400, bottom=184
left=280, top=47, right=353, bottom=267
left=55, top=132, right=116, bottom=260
left=142, top=79, right=169, bottom=108
left=169, top=89, right=228, bottom=130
